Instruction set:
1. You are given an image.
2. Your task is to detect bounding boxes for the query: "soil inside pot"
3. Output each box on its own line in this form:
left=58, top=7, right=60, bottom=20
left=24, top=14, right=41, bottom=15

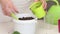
left=18, top=17, right=34, bottom=20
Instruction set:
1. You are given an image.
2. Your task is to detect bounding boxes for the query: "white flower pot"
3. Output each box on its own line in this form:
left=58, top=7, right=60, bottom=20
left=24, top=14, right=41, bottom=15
left=13, top=13, right=37, bottom=34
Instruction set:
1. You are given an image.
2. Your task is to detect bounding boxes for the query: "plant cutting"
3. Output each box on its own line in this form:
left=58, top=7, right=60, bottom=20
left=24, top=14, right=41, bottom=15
left=45, top=0, right=60, bottom=25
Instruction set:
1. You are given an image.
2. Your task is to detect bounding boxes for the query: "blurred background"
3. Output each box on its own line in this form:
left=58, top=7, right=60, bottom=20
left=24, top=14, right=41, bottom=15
left=0, top=0, right=60, bottom=34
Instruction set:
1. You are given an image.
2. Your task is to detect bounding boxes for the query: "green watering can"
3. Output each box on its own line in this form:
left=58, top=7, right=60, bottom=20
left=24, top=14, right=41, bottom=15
left=29, top=1, right=46, bottom=19
left=45, top=0, right=60, bottom=25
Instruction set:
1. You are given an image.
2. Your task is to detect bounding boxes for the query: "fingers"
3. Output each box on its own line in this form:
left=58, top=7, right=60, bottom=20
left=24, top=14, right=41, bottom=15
left=2, top=5, right=18, bottom=16
left=13, top=6, right=19, bottom=13
left=40, top=0, right=47, bottom=9
left=9, top=3, right=19, bottom=13
left=2, top=7, right=11, bottom=16
left=43, top=3, right=47, bottom=9
left=1, top=0, right=18, bottom=17
left=34, top=0, right=38, bottom=2
left=42, top=2, right=47, bottom=9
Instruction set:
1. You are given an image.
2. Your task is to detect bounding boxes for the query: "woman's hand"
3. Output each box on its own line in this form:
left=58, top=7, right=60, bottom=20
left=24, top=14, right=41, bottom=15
left=0, top=0, right=18, bottom=16
left=41, top=0, right=47, bottom=9
left=34, top=0, right=47, bottom=9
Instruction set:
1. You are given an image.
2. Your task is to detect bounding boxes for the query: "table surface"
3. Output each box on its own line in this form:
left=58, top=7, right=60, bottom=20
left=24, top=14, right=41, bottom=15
left=0, top=20, right=59, bottom=34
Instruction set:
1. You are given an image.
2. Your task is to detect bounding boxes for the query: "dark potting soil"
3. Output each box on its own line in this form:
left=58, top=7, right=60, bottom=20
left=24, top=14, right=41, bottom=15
left=46, top=1, right=57, bottom=11
left=18, top=17, right=34, bottom=20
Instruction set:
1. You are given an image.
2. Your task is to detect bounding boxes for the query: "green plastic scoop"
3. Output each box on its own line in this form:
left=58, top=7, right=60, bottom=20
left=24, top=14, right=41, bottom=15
left=10, top=13, right=18, bottom=20
left=45, top=0, right=60, bottom=25
left=29, top=1, right=46, bottom=19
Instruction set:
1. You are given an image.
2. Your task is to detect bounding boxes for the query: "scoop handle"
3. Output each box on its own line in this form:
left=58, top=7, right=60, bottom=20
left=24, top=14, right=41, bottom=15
left=10, top=13, right=18, bottom=20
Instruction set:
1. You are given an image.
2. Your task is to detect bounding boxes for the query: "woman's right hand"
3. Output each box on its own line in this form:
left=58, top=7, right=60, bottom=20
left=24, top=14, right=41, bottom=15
left=0, top=0, right=18, bottom=16
left=34, top=0, right=47, bottom=9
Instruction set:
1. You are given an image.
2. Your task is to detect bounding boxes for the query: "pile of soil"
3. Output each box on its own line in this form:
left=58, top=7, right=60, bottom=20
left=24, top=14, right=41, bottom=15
left=18, top=17, right=34, bottom=20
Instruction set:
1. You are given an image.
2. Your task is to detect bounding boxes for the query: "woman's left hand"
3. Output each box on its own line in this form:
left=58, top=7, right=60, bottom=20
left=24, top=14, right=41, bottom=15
left=41, top=0, right=47, bottom=9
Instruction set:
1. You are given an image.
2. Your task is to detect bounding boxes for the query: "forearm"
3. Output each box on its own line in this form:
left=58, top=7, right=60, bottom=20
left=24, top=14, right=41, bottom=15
left=0, top=0, right=13, bottom=6
left=0, top=0, right=7, bottom=6
left=0, top=0, right=1, bottom=3
left=0, top=0, right=12, bottom=4
left=0, top=0, right=8, bottom=3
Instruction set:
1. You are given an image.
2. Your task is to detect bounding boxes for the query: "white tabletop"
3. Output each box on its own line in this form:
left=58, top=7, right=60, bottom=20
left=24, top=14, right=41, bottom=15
left=0, top=20, right=59, bottom=34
